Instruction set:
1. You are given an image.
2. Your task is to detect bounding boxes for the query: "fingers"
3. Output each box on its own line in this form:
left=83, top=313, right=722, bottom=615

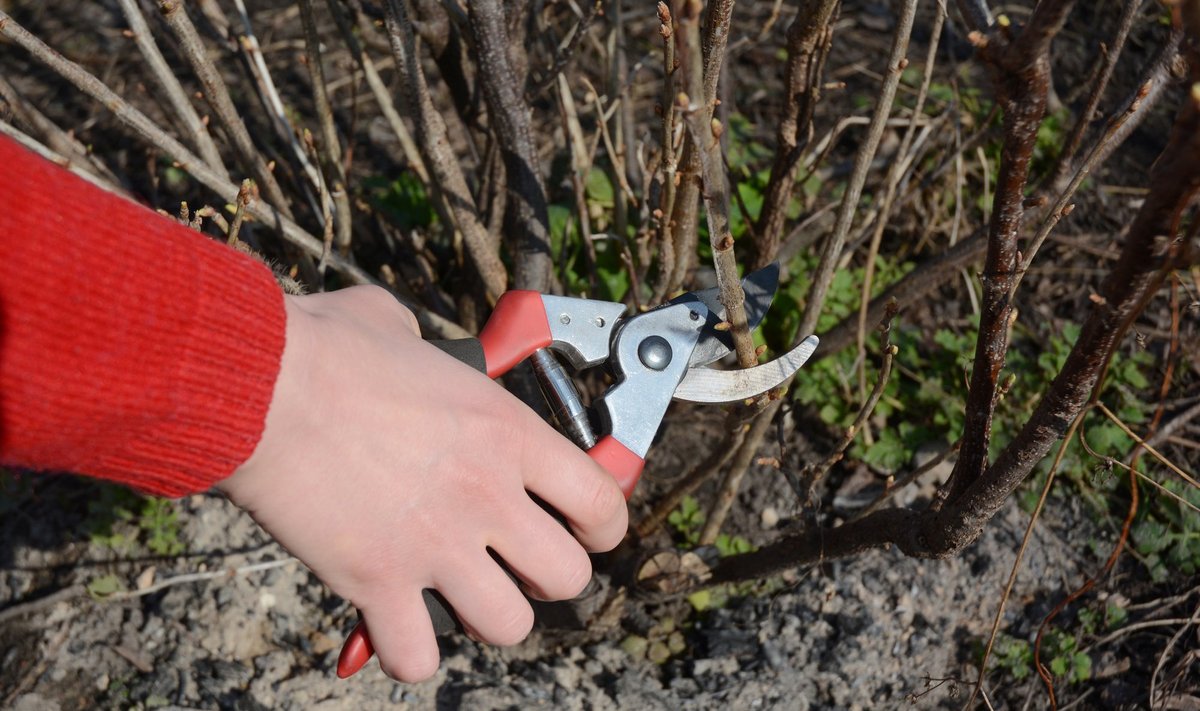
left=521, top=438, right=629, bottom=553
left=359, top=593, right=440, bottom=683
left=489, top=511, right=593, bottom=601
left=436, top=556, right=534, bottom=647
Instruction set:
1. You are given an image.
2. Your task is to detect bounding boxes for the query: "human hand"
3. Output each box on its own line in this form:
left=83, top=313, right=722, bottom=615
left=217, top=286, right=628, bottom=682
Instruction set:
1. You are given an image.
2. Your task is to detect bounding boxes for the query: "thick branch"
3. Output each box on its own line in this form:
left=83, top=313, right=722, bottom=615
left=943, top=1, right=1078, bottom=504
left=921, top=51, right=1200, bottom=557
left=468, top=0, right=552, bottom=291
left=707, top=508, right=920, bottom=585
left=382, top=0, right=507, bottom=302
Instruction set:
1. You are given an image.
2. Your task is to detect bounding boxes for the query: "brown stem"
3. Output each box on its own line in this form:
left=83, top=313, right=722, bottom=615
left=116, top=0, right=226, bottom=174
left=942, top=0, right=1079, bottom=505
left=156, top=1, right=292, bottom=219
left=1048, top=0, right=1143, bottom=188
left=753, top=0, right=838, bottom=266
left=467, top=0, right=552, bottom=291
left=920, top=49, right=1200, bottom=557
left=382, top=0, right=507, bottom=302
left=796, top=1, right=918, bottom=343
left=298, top=0, right=353, bottom=258
left=652, top=2, right=679, bottom=303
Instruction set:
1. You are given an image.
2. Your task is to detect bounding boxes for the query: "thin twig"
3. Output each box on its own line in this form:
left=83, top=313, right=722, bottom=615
left=298, top=0, right=353, bottom=258
left=157, top=1, right=292, bottom=218
left=1013, top=32, right=1183, bottom=298
left=651, top=2, right=679, bottom=303
left=850, top=440, right=961, bottom=521
left=802, top=304, right=901, bottom=506
left=117, top=0, right=226, bottom=174
left=1150, top=597, right=1200, bottom=708
left=1049, top=0, right=1144, bottom=188
left=0, top=77, right=125, bottom=190
left=230, top=0, right=324, bottom=220
left=107, top=558, right=297, bottom=600
left=634, top=429, right=744, bottom=539
left=227, top=178, right=254, bottom=245
left=855, top=2, right=945, bottom=415
left=325, top=0, right=428, bottom=184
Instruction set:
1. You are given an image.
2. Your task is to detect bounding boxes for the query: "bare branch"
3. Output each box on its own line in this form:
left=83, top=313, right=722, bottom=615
left=116, top=0, right=226, bottom=174
left=381, top=0, right=507, bottom=302
left=796, top=0, right=918, bottom=341
left=753, top=0, right=838, bottom=265
left=156, top=1, right=293, bottom=218
left=941, top=0, right=1079, bottom=506
left=468, top=0, right=552, bottom=291
left=298, top=0, right=353, bottom=260
left=922, top=51, right=1200, bottom=556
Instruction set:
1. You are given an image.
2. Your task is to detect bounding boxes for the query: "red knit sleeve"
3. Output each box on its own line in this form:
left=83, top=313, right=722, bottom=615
left=0, top=136, right=286, bottom=497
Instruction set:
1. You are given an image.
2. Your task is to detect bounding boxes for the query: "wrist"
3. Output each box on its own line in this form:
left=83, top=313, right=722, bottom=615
left=218, top=294, right=312, bottom=503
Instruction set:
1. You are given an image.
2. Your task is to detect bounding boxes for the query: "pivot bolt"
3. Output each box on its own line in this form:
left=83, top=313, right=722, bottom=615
left=638, top=335, right=672, bottom=371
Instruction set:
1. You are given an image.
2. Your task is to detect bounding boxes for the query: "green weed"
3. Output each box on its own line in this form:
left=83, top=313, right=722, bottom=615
left=84, top=484, right=185, bottom=556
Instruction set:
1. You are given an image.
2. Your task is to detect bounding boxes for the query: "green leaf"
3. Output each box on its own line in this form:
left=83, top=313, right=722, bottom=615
left=1050, top=656, right=1068, bottom=677
left=87, top=574, right=124, bottom=600
left=585, top=168, right=614, bottom=206
left=863, top=429, right=908, bottom=472
left=687, top=589, right=713, bottom=612
left=1071, top=652, right=1092, bottom=682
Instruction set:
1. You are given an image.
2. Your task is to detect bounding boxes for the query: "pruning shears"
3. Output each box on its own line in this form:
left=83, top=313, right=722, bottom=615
left=336, top=263, right=818, bottom=678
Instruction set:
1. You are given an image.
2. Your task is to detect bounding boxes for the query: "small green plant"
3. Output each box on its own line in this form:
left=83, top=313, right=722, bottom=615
left=86, top=573, right=125, bottom=600
left=989, top=633, right=1033, bottom=681
left=620, top=617, right=688, bottom=665
left=667, top=495, right=705, bottom=547
left=139, top=497, right=185, bottom=556
left=83, top=484, right=185, bottom=556
left=1040, top=629, right=1093, bottom=685
left=1131, top=479, right=1200, bottom=581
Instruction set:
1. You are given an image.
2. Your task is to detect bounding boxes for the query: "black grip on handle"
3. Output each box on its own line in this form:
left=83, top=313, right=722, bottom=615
left=429, top=338, right=487, bottom=374
left=422, top=589, right=461, bottom=635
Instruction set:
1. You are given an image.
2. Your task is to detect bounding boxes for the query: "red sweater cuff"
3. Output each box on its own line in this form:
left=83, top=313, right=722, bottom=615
left=0, top=135, right=286, bottom=497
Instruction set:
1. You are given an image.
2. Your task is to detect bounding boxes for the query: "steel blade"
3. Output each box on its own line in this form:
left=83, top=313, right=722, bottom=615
left=672, top=335, right=818, bottom=403
left=668, top=263, right=780, bottom=366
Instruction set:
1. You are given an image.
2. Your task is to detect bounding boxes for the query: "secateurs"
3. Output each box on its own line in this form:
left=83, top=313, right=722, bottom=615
left=337, top=263, right=818, bottom=678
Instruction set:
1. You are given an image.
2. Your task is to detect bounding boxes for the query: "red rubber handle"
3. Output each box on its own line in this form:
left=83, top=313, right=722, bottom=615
left=477, top=290, right=551, bottom=378
left=336, top=620, right=373, bottom=679
left=589, top=435, right=646, bottom=500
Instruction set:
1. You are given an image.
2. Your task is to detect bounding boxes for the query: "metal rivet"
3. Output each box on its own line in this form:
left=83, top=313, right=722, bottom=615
left=594, top=317, right=606, bottom=328
left=689, top=310, right=701, bottom=321
left=560, top=314, right=571, bottom=325
left=638, top=335, right=672, bottom=371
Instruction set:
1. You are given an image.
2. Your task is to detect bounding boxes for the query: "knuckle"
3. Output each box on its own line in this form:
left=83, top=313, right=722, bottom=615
left=557, top=556, right=593, bottom=599
left=585, top=474, right=626, bottom=532
left=380, top=653, right=438, bottom=683
left=490, top=603, right=535, bottom=646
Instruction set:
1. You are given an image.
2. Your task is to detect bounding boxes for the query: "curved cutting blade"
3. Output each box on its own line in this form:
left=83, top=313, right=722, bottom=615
left=668, top=263, right=780, bottom=367
left=672, top=335, right=818, bottom=403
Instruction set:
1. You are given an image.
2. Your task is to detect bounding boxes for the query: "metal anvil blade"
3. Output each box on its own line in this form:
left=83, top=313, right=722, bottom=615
left=671, top=335, right=819, bottom=404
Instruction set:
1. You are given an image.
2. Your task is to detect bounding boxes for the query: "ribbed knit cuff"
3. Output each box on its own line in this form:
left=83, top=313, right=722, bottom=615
left=0, top=135, right=287, bottom=497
